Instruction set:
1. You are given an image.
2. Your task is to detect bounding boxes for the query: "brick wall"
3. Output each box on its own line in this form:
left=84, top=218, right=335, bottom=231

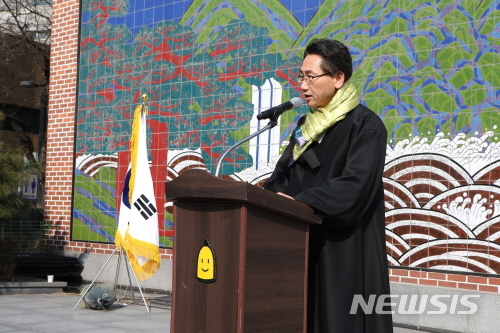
left=45, top=0, right=172, bottom=260
left=390, top=269, right=500, bottom=294
left=44, top=0, right=79, bottom=252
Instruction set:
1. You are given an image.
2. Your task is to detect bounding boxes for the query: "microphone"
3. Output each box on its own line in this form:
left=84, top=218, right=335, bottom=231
left=216, top=98, right=303, bottom=176
left=256, top=97, right=304, bottom=120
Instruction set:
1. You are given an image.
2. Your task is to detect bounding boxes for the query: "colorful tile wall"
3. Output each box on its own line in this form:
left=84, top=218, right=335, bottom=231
left=75, top=0, right=500, bottom=275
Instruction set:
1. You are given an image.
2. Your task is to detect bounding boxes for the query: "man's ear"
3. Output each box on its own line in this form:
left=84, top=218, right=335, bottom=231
left=333, top=72, right=345, bottom=89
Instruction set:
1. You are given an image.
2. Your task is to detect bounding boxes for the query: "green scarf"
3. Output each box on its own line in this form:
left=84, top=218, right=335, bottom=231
left=292, top=82, right=360, bottom=161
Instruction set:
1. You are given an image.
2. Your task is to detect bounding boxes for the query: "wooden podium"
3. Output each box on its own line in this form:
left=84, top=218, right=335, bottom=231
left=166, top=169, right=321, bottom=333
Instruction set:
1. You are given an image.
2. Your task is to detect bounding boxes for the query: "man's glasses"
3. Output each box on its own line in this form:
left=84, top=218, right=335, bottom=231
left=297, top=73, right=329, bottom=84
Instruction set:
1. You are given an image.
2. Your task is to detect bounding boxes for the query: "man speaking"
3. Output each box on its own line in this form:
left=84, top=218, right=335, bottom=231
left=264, top=38, right=393, bottom=333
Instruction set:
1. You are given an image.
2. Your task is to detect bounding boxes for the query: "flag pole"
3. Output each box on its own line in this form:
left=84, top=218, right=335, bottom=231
left=73, top=248, right=151, bottom=312
left=73, top=247, right=119, bottom=309
left=75, top=92, right=158, bottom=312
left=122, top=250, right=151, bottom=313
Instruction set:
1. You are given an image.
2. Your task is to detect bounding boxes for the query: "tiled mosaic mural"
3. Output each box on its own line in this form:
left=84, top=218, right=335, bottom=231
left=75, top=0, right=500, bottom=274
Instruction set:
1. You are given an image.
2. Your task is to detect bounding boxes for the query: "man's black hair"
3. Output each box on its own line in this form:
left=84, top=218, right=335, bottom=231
left=304, top=39, right=353, bottom=82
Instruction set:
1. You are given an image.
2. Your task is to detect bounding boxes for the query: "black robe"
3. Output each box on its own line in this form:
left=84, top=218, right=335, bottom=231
left=263, top=104, right=393, bottom=333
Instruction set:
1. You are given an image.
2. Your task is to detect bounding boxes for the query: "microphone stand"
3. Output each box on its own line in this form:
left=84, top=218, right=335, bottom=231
left=215, top=118, right=278, bottom=178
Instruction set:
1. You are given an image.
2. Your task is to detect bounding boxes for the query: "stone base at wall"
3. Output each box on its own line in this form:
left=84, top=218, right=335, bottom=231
left=58, top=250, right=173, bottom=293
left=390, top=282, right=500, bottom=333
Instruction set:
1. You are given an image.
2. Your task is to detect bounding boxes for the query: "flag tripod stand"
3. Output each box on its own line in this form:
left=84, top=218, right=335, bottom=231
left=73, top=248, right=150, bottom=313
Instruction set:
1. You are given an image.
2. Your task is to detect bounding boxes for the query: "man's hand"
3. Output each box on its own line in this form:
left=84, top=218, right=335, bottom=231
left=277, top=192, right=295, bottom=200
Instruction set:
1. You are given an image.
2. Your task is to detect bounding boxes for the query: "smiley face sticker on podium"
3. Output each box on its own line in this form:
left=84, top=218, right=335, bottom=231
left=197, top=239, right=216, bottom=283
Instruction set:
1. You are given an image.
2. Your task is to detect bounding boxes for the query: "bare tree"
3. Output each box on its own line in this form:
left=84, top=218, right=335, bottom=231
left=0, top=0, right=51, bottom=207
left=0, top=0, right=51, bottom=103
left=0, top=0, right=51, bottom=41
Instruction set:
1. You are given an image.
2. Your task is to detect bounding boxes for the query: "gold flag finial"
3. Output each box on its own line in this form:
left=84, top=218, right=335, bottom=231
left=140, top=93, right=149, bottom=115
